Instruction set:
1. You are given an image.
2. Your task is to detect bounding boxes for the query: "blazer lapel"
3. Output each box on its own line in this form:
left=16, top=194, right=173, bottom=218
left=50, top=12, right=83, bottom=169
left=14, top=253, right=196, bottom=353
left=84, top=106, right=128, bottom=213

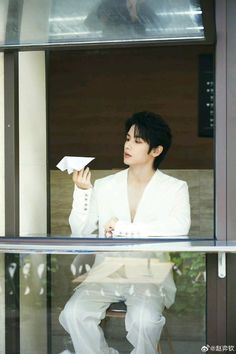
left=112, top=169, right=167, bottom=223
left=134, top=169, right=164, bottom=222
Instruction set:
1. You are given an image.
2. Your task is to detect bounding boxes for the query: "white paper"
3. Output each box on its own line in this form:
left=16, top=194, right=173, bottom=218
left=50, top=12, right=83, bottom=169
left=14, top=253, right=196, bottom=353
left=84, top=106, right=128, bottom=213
left=56, top=156, right=95, bottom=174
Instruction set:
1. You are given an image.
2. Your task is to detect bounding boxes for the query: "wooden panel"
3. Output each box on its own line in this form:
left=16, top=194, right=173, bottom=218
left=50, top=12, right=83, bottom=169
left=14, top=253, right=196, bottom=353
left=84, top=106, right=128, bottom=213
left=48, top=45, right=214, bottom=169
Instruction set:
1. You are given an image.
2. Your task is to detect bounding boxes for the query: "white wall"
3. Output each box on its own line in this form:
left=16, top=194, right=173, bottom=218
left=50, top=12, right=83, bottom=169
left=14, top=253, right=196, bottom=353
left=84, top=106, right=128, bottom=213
left=19, top=51, right=47, bottom=354
left=19, top=51, right=47, bottom=236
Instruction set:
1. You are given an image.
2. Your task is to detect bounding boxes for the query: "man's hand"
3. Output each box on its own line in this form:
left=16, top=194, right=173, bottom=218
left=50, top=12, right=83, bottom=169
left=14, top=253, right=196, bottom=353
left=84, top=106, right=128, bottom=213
left=73, top=167, right=92, bottom=190
left=104, top=217, right=119, bottom=238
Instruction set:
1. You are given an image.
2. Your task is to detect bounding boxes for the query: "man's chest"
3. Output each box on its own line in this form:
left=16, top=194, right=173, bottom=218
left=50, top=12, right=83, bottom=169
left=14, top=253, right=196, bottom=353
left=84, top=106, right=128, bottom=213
left=97, top=174, right=174, bottom=221
left=127, top=184, right=146, bottom=222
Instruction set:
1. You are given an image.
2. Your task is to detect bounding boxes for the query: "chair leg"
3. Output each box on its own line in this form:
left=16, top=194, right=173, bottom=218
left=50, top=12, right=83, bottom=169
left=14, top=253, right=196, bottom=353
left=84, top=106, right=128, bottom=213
left=157, top=342, right=163, bottom=354
left=164, top=325, right=174, bottom=354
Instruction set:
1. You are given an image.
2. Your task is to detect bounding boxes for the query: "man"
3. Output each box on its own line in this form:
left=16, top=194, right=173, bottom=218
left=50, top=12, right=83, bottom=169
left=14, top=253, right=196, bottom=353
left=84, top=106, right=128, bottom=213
left=59, top=111, right=191, bottom=354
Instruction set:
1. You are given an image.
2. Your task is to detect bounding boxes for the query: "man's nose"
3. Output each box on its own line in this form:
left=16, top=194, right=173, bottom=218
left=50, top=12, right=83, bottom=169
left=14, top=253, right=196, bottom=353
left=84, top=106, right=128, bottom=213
left=125, top=141, right=131, bottom=150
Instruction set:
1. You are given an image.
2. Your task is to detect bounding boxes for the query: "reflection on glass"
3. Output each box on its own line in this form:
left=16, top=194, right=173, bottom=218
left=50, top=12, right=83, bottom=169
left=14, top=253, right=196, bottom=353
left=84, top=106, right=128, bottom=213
left=49, top=0, right=204, bottom=43
left=0, top=254, right=5, bottom=354
left=53, top=252, right=206, bottom=354
left=0, top=0, right=8, bottom=44
left=69, top=111, right=191, bottom=239
left=19, top=254, right=47, bottom=354
left=59, top=252, right=175, bottom=353
left=0, top=251, right=206, bottom=354
left=1, top=0, right=205, bottom=48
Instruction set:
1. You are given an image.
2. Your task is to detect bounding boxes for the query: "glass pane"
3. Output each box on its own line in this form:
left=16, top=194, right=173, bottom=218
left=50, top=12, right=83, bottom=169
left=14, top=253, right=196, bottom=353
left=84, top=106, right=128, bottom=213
left=1, top=251, right=206, bottom=354
left=1, top=0, right=206, bottom=49
left=0, top=254, right=5, bottom=351
left=49, top=0, right=204, bottom=43
left=49, top=47, right=214, bottom=239
left=0, top=0, right=8, bottom=44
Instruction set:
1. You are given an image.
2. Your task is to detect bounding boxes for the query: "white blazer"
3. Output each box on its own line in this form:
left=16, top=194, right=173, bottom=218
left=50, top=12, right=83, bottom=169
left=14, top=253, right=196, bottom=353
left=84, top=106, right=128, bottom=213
left=69, top=168, right=191, bottom=238
left=69, top=169, right=191, bottom=308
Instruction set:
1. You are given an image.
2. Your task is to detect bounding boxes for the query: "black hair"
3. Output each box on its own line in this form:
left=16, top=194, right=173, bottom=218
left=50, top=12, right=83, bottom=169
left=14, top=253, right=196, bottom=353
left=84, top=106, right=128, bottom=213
left=125, top=111, right=172, bottom=170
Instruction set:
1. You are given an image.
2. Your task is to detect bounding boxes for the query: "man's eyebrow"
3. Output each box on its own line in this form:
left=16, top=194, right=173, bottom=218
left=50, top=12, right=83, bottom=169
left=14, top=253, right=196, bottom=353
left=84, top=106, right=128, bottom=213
left=126, top=132, right=142, bottom=138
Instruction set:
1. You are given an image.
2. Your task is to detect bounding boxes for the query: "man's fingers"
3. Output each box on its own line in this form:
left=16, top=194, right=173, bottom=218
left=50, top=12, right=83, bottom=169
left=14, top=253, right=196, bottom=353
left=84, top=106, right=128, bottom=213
left=84, top=169, right=91, bottom=182
left=84, top=167, right=90, bottom=175
left=81, top=167, right=89, bottom=178
left=72, top=168, right=92, bottom=189
left=81, top=167, right=90, bottom=181
left=72, top=170, right=80, bottom=182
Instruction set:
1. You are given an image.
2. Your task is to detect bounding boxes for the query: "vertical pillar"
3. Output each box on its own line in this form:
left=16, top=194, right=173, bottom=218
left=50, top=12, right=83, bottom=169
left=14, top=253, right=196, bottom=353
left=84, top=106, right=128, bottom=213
left=208, top=0, right=227, bottom=345
left=4, top=51, right=20, bottom=354
left=0, top=51, right=5, bottom=354
left=4, top=51, right=19, bottom=236
left=19, top=52, right=47, bottom=236
left=227, top=0, right=236, bottom=240
left=226, top=0, right=236, bottom=345
left=215, top=0, right=227, bottom=240
left=18, top=51, right=48, bottom=354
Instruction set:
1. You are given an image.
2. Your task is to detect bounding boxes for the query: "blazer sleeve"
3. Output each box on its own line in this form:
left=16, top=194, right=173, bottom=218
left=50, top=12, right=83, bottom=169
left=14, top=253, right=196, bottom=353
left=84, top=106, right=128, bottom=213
left=114, top=182, right=191, bottom=237
left=69, top=182, right=99, bottom=236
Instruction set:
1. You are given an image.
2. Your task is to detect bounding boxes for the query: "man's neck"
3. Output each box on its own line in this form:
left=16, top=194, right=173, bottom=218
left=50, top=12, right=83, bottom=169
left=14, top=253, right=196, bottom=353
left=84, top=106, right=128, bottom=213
left=128, top=165, right=156, bottom=184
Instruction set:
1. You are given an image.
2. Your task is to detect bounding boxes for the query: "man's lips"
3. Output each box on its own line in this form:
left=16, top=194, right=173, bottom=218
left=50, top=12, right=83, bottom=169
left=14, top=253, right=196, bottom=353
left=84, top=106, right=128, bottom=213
left=124, top=152, right=132, bottom=158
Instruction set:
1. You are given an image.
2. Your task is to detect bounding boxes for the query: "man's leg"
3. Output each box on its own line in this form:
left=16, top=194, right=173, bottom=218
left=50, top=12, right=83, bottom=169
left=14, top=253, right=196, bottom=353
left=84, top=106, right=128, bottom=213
left=59, top=283, right=120, bottom=354
left=124, top=284, right=166, bottom=354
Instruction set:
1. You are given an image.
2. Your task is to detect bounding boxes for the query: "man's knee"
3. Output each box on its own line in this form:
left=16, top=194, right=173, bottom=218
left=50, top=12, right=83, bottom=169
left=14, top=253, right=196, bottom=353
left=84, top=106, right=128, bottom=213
left=60, top=294, right=89, bottom=325
left=127, top=306, right=165, bottom=332
left=142, top=310, right=165, bottom=330
left=59, top=290, right=109, bottom=327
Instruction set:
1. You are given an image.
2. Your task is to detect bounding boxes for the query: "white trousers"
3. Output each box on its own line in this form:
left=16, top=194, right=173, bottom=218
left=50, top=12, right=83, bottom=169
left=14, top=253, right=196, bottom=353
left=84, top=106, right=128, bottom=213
left=59, top=280, right=166, bottom=354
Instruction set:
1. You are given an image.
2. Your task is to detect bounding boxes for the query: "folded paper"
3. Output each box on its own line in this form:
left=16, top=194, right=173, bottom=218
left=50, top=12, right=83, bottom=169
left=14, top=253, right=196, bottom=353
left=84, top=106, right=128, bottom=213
left=56, top=156, right=95, bottom=174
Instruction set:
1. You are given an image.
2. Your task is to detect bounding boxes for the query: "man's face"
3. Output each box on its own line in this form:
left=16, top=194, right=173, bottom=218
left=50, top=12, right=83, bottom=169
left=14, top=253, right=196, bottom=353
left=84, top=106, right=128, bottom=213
left=123, top=125, right=154, bottom=167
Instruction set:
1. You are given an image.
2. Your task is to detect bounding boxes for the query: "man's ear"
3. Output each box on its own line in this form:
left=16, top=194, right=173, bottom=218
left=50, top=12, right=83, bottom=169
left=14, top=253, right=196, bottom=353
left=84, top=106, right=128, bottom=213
left=151, top=145, right=163, bottom=157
